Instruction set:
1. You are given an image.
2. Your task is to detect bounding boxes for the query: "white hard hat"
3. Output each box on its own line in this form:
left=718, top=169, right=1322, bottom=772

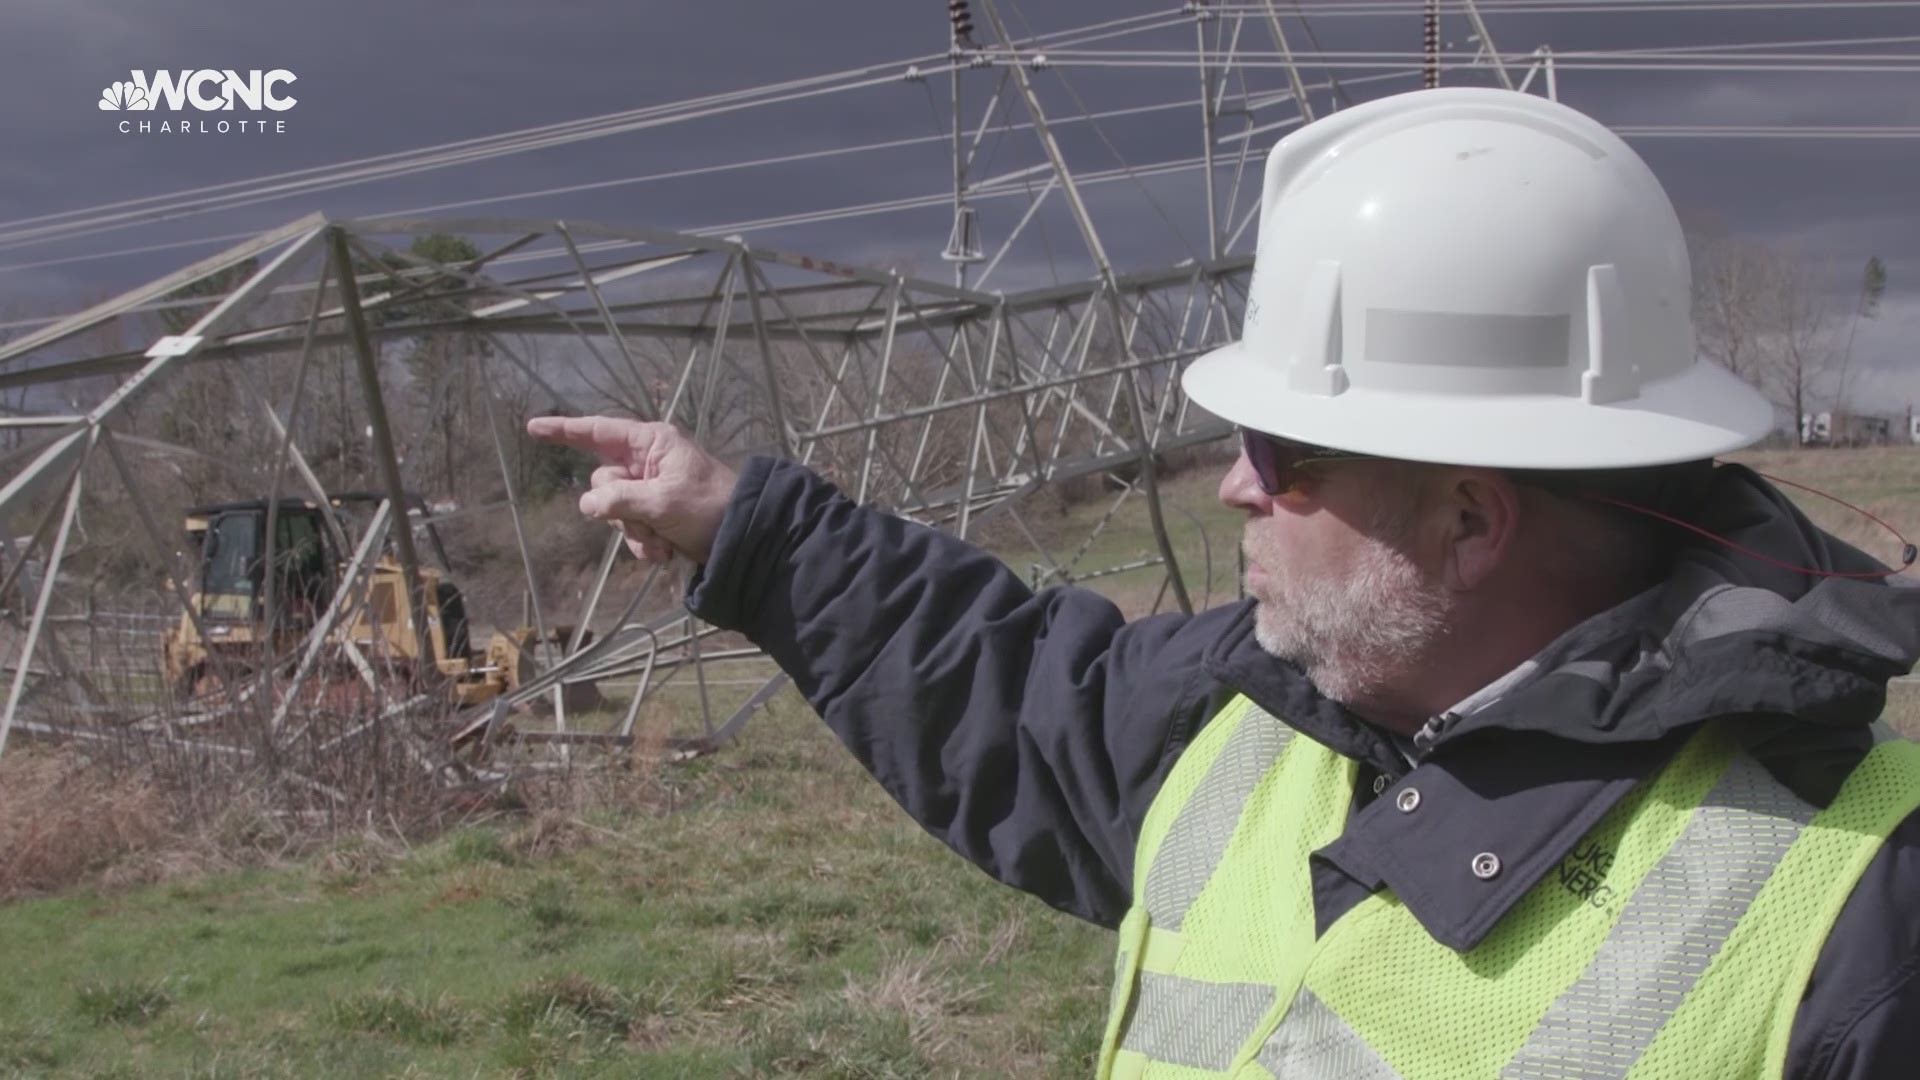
left=1182, top=88, right=1773, bottom=470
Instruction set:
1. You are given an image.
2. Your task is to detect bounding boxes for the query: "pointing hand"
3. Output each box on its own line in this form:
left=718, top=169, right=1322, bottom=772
left=525, top=416, right=738, bottom=565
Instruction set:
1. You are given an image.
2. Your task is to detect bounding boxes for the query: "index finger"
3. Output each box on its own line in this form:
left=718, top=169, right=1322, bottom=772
left=525, top=415, right=653, bottom=461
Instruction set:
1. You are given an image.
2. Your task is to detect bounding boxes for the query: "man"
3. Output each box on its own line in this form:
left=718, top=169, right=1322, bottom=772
left=531, top=89, right=1920, bottom=1077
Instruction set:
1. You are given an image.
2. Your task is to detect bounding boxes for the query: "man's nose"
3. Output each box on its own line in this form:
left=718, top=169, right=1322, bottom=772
left=1220, top=451, right=1270, bottom=514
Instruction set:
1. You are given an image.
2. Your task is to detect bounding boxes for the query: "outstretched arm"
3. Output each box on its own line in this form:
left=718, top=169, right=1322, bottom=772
left=528, top=417, right=1230, bottom=926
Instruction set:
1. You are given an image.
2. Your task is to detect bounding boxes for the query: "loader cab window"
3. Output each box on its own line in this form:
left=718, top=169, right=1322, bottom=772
left=275, top=511, right=331, bottom=614
left=203, top=512, right=260, bottom=598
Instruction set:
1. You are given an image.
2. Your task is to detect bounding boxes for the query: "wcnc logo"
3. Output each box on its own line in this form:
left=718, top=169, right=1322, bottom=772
left=100, top=70, right=296, bottom=135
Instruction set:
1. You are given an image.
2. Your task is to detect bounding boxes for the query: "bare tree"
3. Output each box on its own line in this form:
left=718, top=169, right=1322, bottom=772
left=1691, top=226, right=1779, bottom=390
left=1762, top=252, right=1837, bottom=448
left=1690, top=221, right=1853, bottom=448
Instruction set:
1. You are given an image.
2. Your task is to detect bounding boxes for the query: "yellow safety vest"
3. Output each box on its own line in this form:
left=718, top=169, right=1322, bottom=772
left=1097, top=695, right=1920, bottom=1079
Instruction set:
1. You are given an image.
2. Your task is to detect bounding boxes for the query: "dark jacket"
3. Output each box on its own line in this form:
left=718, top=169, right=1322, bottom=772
left=686, top=455, right=1920, bottom=1079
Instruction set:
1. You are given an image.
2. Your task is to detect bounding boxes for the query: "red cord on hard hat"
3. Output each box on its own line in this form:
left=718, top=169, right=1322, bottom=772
left=1583, top=469, right=1918, bottom=581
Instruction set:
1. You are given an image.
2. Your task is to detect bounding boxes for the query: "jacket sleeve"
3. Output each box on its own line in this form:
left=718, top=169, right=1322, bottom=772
left=1787, top=810, right=1920, bottom=1079
left=684, top=456, right=1232, bottom=927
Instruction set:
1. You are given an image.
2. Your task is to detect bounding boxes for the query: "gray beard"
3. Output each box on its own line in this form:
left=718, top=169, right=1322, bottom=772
left=1251, top=533, right=1453, bottom=705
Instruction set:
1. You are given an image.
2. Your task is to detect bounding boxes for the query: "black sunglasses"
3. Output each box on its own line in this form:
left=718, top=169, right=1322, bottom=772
left=1238, top=427, right=1379, bottom=498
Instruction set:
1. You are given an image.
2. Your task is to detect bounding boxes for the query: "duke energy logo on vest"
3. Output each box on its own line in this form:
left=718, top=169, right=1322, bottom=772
left=100, top=70, right=297, bottom=135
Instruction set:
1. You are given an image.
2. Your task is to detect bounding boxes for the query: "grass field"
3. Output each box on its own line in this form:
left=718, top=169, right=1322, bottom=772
left=0, top=696, right=1111, bottom=1077
left=3, top=445, right=1916, bottom=1077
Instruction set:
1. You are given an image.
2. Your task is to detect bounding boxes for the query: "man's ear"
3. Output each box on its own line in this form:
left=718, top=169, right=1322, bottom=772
left=1439, top=469, right=1521, bottom=591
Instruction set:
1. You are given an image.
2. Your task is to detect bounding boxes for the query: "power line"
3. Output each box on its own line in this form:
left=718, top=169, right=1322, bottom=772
left=0, top=67, right=961, bottom=254
left=3, top=6, right=1914, bottom=281
left=0, top=10, right=1188, bottom=253
left=14, top=115, right=1920, bottom=286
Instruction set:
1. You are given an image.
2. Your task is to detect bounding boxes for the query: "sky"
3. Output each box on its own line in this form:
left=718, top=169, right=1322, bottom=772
left=1, top=0, right=1917, bottom=412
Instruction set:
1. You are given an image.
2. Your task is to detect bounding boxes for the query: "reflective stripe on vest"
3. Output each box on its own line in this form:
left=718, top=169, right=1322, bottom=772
left=1120, top=972, right=1275, bottom=1070
left=1141, top=705, right=1294, bottom=929
left=1255, top=988, right=1403, bottom=1080
left=1496, top=751, right=1816, bottom=1078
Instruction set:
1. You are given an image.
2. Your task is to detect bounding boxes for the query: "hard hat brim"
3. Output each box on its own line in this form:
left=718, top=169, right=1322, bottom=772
left=1181, top=342, right=1775, bottom=470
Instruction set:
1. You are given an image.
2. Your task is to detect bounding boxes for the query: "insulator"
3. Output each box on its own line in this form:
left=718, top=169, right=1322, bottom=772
left=947, top=0, right=976, bottom=53
left=942, top=204, right=985, bottom=263
left=1423, top=0, right=1440, bottom=88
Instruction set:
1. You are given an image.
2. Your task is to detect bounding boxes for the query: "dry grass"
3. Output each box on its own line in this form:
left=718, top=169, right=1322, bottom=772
left=1728, top=447, right=1920, bottom=567
left=0, top=744, right=420, bottom=900
left=0, top=712, right=653, bottom=903
left=841, top=948, right=987, bottom=1061
left=0, top=748, right=177, bottom=898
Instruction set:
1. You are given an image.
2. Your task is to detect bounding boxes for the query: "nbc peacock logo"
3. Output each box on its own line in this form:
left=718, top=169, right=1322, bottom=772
left=98, top=81, right=150, bottom=111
